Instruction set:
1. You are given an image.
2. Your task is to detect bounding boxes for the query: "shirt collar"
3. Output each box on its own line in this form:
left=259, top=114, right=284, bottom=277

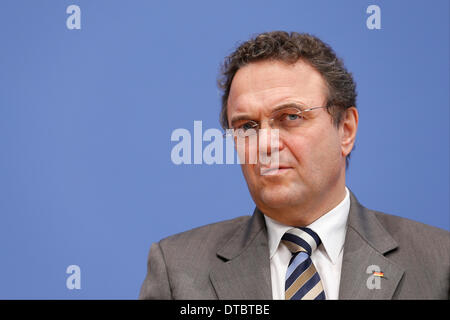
left=264, top=187, right=350, bottom=265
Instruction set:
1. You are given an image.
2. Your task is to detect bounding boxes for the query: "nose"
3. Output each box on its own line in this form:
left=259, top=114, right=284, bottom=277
left=258, top=126, right=285, bottom=158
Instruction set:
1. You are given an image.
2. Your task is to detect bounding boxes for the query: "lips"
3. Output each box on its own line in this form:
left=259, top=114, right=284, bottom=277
left=260, top=165, right=292, bottom=176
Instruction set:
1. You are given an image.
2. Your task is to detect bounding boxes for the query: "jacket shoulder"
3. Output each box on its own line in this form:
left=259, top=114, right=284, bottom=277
left=368, top=210, right=449, bottom=299
left=140, top=216, right=252, bottom=299
left=372, top=210, right=450, bottom=259
left=158, top=215, right=251, bottom=256
left=373, top=210, right=449, bottom=242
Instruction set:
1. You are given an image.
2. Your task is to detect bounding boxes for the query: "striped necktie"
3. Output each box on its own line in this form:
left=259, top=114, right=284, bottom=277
left=281, top=227, right=326, bottom=300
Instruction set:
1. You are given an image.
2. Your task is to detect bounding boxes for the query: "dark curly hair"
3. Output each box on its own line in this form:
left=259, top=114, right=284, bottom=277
left=217, top=31, right=357, bottom=167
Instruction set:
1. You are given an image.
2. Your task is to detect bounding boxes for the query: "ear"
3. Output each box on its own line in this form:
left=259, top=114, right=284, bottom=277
left=339, top=107, right=358, bottom=157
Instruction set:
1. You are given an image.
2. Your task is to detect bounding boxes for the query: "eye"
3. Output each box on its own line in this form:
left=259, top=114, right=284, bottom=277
left=286, top=114, right=300, bottom=121
left=239, top=121, right=258, bottom=131
left=281, top=112, right=303, bottom=122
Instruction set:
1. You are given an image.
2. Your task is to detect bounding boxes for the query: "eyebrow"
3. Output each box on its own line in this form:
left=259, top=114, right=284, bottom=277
left=230, top=102, right=309, bottom=127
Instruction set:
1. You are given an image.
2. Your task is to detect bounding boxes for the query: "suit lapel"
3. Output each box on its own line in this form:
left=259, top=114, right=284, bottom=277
left=210, top=209, right=272, bottom=299
left=339, top=192, right=405, bottom=299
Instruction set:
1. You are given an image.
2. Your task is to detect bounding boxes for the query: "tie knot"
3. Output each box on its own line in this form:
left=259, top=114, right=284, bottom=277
left=281, top=227, right=321, bottom=256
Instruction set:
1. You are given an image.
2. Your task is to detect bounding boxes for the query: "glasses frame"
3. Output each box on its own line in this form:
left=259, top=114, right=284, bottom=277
left=223, top=105, right=328, bottom=138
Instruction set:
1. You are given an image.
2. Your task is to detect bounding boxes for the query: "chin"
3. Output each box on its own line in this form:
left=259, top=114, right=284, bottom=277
left=257, top=186, right=303, bottom=209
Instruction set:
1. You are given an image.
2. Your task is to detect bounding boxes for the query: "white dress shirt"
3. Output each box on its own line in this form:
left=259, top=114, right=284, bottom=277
left=263, top=187, right=350, bottom=300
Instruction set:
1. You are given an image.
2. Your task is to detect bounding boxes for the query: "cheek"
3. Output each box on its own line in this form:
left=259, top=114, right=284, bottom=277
left=285, top=135, right=313, bottom=167
left=287, top=129, right=341, bottom=170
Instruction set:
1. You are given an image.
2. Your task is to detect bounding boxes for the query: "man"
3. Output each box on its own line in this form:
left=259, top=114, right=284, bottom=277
left=139, top=31, right=449, bottom=299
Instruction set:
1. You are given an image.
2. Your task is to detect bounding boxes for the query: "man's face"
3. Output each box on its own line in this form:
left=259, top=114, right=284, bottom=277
left=227, top=60, right=348, bottom=222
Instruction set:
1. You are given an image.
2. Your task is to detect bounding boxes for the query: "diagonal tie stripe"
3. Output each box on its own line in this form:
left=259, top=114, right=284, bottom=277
left=285, top=256, right=315, bottom=298
left=282, top=227, right=320, bottom=254
left=282, top=227, right=326, bottom=300
left=286, top=253, right=311, bottom=288
left=286, top=252, right=308, bottom=279
left=282, top=233, right=312, bottom=255
left=290, top=271, right=322, bottom=300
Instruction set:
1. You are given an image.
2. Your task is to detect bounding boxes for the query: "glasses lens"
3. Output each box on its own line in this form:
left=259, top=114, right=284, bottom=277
left=272, top=107, right=303, bottom=129
left=232, top=120, right=258, bottom=137
left=236, top=127, right=258, bottom=137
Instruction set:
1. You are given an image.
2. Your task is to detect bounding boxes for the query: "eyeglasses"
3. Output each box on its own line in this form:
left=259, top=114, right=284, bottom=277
left=223, top=105, right=327, bottom=138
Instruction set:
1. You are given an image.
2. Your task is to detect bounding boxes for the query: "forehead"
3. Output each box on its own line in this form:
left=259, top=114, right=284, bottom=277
left=227, top=60, right=328, bottom=118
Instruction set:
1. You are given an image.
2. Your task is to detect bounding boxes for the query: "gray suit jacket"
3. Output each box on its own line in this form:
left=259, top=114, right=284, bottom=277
left=139, top=192, right=450, bottom=299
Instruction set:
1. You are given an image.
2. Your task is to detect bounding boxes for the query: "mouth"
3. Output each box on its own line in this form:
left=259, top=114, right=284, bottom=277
left=259, top=166, right=292, bottom=176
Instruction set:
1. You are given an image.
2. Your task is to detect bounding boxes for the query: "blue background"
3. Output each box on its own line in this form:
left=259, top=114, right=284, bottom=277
left=0, top=0, right=448, bottom=299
